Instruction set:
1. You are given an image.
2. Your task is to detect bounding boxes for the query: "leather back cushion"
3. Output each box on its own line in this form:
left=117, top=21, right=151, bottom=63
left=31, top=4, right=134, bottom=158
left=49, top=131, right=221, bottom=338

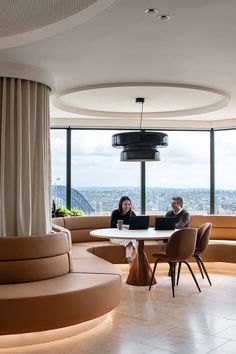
left=64, top=216, right=110, bottom=242
left=63, top=215, right=158, bottom=242
left=53, top=214, right=236, bottom=242
left=0, top=254, right=70, bottom=284
left=0, top=233, right=71, bottom=283
left=189, top=215, right=236, bottom=240
left=0, top=232, right=71, bottom=260
left=52, top=217, right=65, bottom=227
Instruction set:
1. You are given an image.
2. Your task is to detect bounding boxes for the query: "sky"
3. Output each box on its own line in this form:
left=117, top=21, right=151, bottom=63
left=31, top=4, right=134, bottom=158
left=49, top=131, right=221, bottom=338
left=51, top=129, right=236, bottom=190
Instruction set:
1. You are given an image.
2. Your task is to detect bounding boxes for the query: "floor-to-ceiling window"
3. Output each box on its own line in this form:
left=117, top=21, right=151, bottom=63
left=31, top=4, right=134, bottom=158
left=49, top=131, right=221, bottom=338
left=51, top=127, right=236, bottom=215
left=51, top=129, right=67, bottom=208
left=71, top=130, right=140, bottom=214
left=215, top=129, right=236, bottom=214
left=145, top=131, right=210, bottom=214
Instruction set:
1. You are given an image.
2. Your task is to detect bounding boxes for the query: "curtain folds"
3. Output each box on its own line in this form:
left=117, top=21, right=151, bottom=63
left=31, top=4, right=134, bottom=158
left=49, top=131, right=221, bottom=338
left=0, top=77, right=51, bottom=236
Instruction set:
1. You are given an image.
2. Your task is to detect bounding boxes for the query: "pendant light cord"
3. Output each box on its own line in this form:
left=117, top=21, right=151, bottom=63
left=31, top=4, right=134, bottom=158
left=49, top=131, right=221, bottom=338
left=139, top=101, right=144, bottom=131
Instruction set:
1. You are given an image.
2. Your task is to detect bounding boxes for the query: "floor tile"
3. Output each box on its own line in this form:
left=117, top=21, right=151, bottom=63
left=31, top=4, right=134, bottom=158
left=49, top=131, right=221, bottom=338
left=209, top=340, right=236, bottom=353
left=0, top=268, right=235, bottom=354
left=216, top=323, right=236, bottom=340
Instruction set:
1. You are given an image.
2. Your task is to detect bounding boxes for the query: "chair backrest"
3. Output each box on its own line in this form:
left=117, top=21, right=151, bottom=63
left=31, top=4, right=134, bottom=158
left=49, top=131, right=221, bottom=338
left=166, top=228, right=197, bottom=261
left=196, top=223, right=212, bottom=253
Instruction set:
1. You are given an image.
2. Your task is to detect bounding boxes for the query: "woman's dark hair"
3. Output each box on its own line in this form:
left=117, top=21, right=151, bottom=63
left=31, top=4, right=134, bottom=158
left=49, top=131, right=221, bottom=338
left=118, top=196, right=132, bottom=213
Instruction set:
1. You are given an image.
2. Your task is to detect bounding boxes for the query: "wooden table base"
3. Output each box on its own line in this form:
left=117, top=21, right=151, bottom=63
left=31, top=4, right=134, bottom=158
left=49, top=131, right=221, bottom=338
left=126, top=240, right=157, bottom=286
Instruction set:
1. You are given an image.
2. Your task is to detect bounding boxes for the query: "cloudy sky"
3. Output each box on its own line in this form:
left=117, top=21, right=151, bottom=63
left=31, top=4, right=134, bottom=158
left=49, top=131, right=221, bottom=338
left=51, top=129, right=236, bottom=190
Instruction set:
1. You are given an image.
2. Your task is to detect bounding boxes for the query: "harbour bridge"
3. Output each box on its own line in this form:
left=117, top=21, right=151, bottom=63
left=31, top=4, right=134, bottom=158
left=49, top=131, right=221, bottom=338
left=52, top=185, right=95, bottom=214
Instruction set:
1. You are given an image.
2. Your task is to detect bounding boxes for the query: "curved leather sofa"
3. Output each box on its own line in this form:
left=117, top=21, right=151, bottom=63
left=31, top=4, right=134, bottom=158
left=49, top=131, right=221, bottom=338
left=188, top=215, right=236, bottom=263
left=54, top=214, right=236, bottom=264
left=0, top=229, right=122, bottom=335
left=0, top=213, right=235, bottom=335
left=0, top=232, right=72, bottom=283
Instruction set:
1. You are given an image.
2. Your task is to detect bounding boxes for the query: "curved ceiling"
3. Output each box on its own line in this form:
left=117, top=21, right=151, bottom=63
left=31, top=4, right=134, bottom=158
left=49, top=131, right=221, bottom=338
left=0, top=0, right=116, bottom=49
left=53, top=83, right=229, bottom=118
left=0, top=0, right=98, bottom=38
left=1, top=0, right=236, bottom=129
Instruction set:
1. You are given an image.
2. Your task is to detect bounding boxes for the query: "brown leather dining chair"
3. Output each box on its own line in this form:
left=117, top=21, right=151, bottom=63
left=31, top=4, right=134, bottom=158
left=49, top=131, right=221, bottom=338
left=188, top=222, right=212, bottom=285
left=149, top=228, right=201, bottom=297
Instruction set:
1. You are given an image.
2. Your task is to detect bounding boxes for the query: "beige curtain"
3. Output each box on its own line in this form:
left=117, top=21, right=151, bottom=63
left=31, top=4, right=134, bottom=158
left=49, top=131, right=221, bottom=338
left=0, top=77, right=51, bottom=236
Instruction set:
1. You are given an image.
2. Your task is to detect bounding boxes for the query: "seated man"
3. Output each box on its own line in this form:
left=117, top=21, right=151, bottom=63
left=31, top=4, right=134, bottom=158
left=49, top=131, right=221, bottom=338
left=165, top=196, right=190, bottom=229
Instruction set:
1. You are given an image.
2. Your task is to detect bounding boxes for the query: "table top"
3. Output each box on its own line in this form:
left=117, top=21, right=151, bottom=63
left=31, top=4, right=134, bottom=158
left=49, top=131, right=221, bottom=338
left=90, top=227, right=176, bottom=240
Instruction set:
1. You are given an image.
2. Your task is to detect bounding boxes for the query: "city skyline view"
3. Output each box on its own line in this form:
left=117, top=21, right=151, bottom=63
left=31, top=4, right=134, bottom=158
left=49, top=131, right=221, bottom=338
left=51, top=129, right=236, bottom=188
left=52, top=185, right=236, bottom=215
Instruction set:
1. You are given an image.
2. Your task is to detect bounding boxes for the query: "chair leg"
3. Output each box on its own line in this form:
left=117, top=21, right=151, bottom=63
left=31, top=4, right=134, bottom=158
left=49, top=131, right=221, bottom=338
left=169, top=262, right=175, bottom=297
left=149, top=261, right=158, bottom=291
left=195, top=256, right=204, bottom=279
left=196, top=255, right=212, bottom=286
left=183, top=261, right=201, bottom=293
left=173, top=262, right=177, bottom=286
left=176, top=262, right=182, bottom=285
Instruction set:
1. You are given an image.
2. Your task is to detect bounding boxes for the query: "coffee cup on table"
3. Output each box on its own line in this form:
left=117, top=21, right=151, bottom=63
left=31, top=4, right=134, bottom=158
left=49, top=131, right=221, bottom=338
left=117, top=220, right=123, bottom=230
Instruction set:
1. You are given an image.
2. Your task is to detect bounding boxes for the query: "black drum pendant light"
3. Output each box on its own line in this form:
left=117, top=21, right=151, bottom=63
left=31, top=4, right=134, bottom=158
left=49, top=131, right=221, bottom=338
left=112, top=98, right=168, bottom=161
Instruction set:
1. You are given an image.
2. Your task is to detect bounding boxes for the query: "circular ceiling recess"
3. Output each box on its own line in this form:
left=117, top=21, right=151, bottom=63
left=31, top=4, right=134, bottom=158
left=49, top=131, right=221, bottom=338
left=0, top=0, right=117, bottom=49
left=52, top=83, right=230, bottom=118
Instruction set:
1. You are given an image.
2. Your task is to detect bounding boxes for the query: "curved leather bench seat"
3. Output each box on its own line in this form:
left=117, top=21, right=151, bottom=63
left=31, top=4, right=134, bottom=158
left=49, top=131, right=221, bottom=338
left=188, top=215, right=236, bottom=263
left=54, top=214, right=236, bottom=264
left=55, top=215, right=166, bottom=264
left=83, top=241, right=166, bottom=264
left=200, top=240, right=236, bottom=263
left=189, top=215, right=236, bottom=241
left=0, top=229, right=122, bottom=335
left=0, top=232, right=72, bottom=284
left=0, top=271, right=121, bottom=334
left=0, top=213, right=235, bottom=335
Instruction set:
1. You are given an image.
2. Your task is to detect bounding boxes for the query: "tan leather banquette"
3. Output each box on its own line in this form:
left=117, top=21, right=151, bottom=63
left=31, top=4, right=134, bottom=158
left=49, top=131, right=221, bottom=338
left=0, top=214, right=235, bottom=335
left=53, top=214, right=236, bottom=264
left=188, top=215, right=236, bottom=263
left=0, top=228, right=121, bottom=335
left=0, top=231, right=72, bottom=284
left=53, top=215, right=166, bottom=264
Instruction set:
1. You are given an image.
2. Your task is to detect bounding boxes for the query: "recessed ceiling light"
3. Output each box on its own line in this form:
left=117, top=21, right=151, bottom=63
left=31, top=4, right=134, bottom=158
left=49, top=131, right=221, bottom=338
left=157, top=14, right=171, bottom=21
left=145, top=8, right=159, bottom=15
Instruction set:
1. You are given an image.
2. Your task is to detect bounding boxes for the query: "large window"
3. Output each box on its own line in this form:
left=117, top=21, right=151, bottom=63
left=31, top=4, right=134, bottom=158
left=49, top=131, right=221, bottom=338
left=50, top=127, right=236, bottom=215
left=71, top=130, right=140, bottom=214
left=146, top=131, right=210, bottom=214
left=51, top=129, right=67, bottom=208
left=215, top=130, right=236, bottom=214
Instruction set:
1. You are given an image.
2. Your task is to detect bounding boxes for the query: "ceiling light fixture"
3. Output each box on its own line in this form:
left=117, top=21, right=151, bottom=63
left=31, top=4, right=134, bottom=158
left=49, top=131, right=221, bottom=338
left=112, top=98, right=168, bottom=162
left=145, top=8, right=159, bottom=15
left=157, top=14, right=171, bottom=21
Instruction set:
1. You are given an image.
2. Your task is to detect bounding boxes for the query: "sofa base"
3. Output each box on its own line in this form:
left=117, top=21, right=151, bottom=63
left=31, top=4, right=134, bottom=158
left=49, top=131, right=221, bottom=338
left=0, top=272, right=121, bottom=335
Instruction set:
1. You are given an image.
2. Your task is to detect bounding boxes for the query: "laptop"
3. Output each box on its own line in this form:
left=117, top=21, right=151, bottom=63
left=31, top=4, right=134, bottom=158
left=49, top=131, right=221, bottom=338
left=155, top=217, right=177, bottom=230
left=129, top=215, right=150, bottom=230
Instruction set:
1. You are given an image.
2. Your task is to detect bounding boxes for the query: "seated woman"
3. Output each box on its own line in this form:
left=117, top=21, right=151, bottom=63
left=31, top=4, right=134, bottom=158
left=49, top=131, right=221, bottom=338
left=110, top=196, right=137, bottom=264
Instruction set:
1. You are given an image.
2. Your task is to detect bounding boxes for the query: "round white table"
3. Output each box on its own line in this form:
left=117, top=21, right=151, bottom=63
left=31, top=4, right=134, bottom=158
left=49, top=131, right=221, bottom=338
left=90, top=228, right=176, bottom=286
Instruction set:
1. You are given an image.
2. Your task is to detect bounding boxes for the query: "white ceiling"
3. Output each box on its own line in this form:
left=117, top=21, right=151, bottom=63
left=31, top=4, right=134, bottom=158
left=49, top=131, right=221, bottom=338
left=1, top=0, right=236, bottom=129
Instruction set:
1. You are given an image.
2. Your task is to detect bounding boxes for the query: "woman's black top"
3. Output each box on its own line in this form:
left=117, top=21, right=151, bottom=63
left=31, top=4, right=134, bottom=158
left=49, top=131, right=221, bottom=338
left=110, top=209, right=136, bottom=228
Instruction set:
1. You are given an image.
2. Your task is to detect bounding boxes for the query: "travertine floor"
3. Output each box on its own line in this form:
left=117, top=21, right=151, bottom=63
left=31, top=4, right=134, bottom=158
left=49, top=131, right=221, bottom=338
left=1, top=264, right=236, bottom=354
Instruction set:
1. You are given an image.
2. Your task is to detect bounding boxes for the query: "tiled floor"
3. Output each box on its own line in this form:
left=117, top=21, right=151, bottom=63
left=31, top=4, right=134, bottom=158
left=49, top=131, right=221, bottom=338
left=1, top=264, right=236, bottom=354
